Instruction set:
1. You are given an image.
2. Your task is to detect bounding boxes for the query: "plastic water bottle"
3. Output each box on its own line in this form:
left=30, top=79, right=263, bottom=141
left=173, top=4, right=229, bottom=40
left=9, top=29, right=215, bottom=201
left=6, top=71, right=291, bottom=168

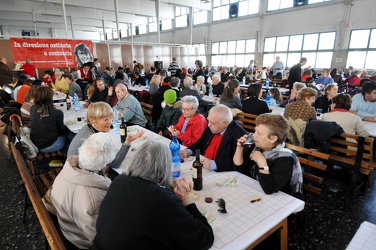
left=145, top=79, right=149, bottom=90
left=265, top=77, right=270, bottom=89
left=265, top=90, right=271, bottom=106
left=208, top=84, right=213, bottom=101
left=73, top=93, right=81, bottom=112
left=170, top=136, right=181, bottom=178
left=112, top=107, right=120, bottom=134
left=242, top=76, right=246, bottom=85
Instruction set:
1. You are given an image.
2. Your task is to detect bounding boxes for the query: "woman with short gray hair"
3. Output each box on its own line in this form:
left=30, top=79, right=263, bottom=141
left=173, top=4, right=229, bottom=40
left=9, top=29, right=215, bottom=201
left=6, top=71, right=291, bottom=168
left=92, top=141, right=214, bottom=249
left=168, top=95, right=207, bottom=147
left=194, top=75, right=206, bottom=95
left=50, top=132, right=116, bottom=249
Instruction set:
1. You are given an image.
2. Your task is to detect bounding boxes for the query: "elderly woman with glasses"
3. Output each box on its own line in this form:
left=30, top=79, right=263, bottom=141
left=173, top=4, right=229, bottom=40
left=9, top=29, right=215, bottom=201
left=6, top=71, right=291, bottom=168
left=233, top=114, right=302, bottom=195
left=168, top=95, right=207, bottom=147
left=92, top=141, right=214, bottom=250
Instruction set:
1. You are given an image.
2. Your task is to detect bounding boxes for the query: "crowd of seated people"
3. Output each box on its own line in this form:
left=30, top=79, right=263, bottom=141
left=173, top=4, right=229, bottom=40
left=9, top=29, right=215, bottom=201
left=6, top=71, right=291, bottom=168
left=3, top=53, right=376, bottom=249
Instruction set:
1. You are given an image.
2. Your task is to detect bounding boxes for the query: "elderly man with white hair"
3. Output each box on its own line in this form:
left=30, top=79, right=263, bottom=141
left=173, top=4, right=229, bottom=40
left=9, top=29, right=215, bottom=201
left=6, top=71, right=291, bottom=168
left=50, top=132, right=116, bottom=249
left=180, top=104, right=247, bottom=172
left=211, top=74, right=224, bottom=96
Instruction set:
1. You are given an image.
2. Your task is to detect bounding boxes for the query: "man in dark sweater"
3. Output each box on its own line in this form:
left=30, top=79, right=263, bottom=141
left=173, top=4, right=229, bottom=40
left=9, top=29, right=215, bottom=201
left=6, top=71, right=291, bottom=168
left=211, top=75, right=224, bottom=96
left=288, top=57, right=307, bottom=90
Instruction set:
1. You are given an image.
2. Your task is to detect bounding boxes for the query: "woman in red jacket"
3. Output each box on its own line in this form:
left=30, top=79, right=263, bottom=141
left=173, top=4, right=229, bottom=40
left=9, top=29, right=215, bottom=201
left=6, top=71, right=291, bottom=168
left=168, top=95, right=207, bottom=147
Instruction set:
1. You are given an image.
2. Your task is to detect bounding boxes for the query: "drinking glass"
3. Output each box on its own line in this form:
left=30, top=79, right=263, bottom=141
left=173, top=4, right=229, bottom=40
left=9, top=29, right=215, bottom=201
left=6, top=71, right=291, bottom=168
left=242, top=133, right=255, bottom=147
left=316, top=108, right=322, bottom=117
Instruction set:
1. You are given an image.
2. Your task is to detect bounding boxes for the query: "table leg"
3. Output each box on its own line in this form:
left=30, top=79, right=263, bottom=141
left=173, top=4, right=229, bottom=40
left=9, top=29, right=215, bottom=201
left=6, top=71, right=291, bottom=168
left=280, top=217, right=288, bottom=250
left=246, top=217, right=288, bottom=249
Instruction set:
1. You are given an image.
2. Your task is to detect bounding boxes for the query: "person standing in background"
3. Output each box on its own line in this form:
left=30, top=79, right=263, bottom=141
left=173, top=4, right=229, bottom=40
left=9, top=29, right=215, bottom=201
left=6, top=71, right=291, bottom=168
left=168, top=57, right=180, bottom=77
left=0, top=57, right=11, bottom=85
left=271, top=56, right=284, bottom=78
left=288, top=57, right=307, bottom=90
left=20, top=58, right=35, bottom=78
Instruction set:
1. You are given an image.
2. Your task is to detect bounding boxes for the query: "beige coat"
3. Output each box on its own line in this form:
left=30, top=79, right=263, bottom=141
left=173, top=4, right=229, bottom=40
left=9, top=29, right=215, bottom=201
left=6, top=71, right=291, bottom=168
left=50, top=156, right=111, bottom=249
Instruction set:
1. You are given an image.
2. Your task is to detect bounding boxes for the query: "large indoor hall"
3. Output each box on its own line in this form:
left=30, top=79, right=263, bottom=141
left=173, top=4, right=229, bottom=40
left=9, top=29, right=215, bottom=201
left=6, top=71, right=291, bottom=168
left=1, top=0, right=376, bottom=249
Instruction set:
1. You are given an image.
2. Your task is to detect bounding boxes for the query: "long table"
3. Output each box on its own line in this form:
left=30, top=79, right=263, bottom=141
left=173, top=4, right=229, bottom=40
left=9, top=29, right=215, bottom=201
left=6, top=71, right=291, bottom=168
left=55, top=102, right=88, bottom=133
left=114, top=125, right=305, bottom=250
left=346, top=221, right=376, bottom=249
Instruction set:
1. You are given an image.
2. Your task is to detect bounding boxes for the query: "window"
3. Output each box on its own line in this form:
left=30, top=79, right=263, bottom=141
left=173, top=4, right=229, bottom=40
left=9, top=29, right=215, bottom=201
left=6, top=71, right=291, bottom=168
left=263, top=32, right=336, bottom=68
left=211, top=38, right=256, bottom=67
left=161, top=19, right=172, bottom=31
left=149, top=17, right=158, bottom=33
left=268, top=0, right=332, bottom=11
left=347, top=29, right=376, bottom=69
left=193, top=9, right=208, bottom=25
left=138, top=25, right=147, bottom=35
left=213, top=0, right=259, bottom=22
left=120, top=29, right=128, bottom=38
left=176, top=7, right=189, bottom=28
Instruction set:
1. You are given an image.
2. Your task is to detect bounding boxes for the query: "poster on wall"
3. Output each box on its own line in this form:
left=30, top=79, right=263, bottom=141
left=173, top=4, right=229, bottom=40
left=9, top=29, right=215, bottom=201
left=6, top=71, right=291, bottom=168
left=10, top=38, right=93, bottom=68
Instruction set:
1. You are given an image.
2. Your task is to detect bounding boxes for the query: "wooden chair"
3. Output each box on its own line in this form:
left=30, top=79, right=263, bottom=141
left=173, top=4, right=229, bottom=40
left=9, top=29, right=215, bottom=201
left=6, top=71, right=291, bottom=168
left=140, top=102, right=154, bottom=130
left=10, top=142, right=69, bottom=250
left=286, top=143, right=330, bottom=198
left=234, top=112, right=258, bottom=133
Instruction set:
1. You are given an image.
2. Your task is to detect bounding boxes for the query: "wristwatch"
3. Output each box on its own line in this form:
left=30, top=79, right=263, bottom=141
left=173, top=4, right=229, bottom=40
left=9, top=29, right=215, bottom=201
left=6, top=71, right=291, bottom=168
left=259, top=166, right=269, bottom=171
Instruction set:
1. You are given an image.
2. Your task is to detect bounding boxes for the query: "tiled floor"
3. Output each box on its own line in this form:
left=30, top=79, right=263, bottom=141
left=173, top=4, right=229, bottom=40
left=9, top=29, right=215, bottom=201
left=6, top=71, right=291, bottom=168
left=0, top=133, right=375, bottom=249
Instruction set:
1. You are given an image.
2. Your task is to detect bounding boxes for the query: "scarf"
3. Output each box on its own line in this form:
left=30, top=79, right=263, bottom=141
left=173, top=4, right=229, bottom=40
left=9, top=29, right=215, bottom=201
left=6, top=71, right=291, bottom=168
left=262, top=142, right=303, bottom=194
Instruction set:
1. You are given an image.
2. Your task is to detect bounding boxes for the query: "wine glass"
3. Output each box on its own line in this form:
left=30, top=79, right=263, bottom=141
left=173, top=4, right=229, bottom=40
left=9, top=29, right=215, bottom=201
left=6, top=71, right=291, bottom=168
left=242, top=133, right=255, bottom=147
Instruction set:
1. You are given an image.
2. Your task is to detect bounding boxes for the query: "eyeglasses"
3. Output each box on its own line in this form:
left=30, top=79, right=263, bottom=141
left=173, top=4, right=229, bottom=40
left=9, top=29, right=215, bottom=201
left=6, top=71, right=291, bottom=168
left=182, top=107, right=193, bottom=112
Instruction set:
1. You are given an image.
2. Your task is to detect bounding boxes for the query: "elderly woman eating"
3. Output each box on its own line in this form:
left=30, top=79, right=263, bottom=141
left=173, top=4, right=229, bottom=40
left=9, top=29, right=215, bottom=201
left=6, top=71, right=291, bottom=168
left=92, top=141, right=214, bottom=249
left=50, top=132, right=116, bottom=249
left=233, top=114, right=303, bottom=195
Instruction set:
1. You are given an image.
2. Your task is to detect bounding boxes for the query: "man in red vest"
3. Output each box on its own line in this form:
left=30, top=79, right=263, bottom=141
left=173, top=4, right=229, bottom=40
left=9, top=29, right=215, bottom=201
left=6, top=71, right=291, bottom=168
left=180, top=104, right=247, bottom=172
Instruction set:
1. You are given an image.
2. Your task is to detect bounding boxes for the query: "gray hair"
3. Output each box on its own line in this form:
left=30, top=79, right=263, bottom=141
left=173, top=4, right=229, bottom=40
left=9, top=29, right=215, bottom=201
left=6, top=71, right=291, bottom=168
left=116, top=82, right=128, bottom=91
left=197, top=75, right=205, bottom=83
left=170, top=77, right=181, bottom=88
left=181, top=95, right=199, bottom=110
left=71, top=71, right=79, bottom=81
left=209, top=104, right=233, bottom=123
left=184, top=77, right=193, bottom=88
left=212, top=75, right=220, bottom=81
left=78, top=132, right=116, bottom=172
left=124, top=141, right=172, bottom=187
left=293, top=82, right=306, bottom=91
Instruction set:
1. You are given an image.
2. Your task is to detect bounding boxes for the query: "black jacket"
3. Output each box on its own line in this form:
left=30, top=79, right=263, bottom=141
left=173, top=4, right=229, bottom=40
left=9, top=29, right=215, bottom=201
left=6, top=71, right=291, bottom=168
left=188, top=120, right=247, bottom=172
left=304, top=120, right=344, bottom=152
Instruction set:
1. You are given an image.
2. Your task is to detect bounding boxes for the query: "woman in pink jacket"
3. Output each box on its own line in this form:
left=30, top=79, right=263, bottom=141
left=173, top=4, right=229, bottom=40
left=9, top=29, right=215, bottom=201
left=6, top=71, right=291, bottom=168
left=168, top=95, right=207, bottom=147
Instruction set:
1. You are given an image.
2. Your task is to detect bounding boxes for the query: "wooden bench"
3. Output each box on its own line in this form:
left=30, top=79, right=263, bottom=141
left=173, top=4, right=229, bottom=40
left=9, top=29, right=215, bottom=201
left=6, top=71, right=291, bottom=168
left=234, top=112, right=258, bottom=133
left=10, top=141, right=68, bottom=250
left=286, top=143, right=330, bottom=197
left=326, top=133, right=375, bottom=191
left=8, top=114, right=66, bottom=175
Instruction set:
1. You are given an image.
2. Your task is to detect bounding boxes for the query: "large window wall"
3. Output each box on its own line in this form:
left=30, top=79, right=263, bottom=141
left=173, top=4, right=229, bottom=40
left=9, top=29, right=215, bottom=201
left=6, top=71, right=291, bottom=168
left=346, top=29, right=376, bottom=70
left=263, top=32, right=336, bottom=69
left=211, top=39, right=256, bottom=67
left=213, top=0, right=259, bottom=22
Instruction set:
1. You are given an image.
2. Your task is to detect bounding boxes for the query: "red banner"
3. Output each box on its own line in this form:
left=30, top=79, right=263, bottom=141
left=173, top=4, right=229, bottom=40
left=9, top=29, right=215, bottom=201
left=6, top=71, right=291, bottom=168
left=10, top=38, right=93, bottom=68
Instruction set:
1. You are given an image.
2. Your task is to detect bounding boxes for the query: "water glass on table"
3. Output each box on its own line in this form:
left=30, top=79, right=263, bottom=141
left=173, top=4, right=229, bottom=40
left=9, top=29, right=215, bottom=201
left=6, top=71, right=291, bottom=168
left=316, top=108, right=322, bottom=117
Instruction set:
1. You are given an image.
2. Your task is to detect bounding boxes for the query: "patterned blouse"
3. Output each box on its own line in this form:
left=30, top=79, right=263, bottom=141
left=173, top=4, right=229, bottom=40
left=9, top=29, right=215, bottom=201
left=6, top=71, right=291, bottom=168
left=284, top=100, right=317, bottom=123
